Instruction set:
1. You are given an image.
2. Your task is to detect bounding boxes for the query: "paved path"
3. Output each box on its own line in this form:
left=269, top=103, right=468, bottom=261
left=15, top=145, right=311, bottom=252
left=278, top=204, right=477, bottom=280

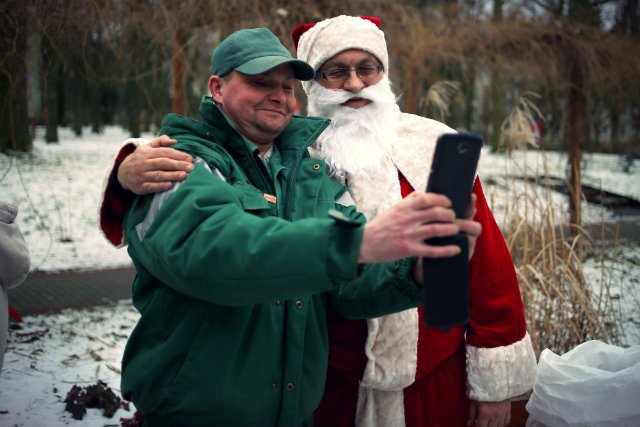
left=7, top=267, right=135, bottom=316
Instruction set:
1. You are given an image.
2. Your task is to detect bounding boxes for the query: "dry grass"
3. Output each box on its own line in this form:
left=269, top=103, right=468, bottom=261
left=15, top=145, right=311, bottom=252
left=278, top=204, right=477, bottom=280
left=500, top=93, right=543, bottom=152
left=495, top=97, right=632, bottom=355
left=420, top=80, right=461, bottom=123
left=504, top=191, right=622, bottom=354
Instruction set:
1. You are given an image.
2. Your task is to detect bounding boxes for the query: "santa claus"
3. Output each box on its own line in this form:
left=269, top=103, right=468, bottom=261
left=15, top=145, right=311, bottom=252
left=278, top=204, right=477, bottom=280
left=292, top=15, right=536, bottom=427
left=98, top=15, right=537, bottom=427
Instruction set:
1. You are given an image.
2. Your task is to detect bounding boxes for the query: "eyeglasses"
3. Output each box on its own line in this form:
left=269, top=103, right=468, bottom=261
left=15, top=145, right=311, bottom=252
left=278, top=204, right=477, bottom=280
left=316, top=64, right=384, bottom=83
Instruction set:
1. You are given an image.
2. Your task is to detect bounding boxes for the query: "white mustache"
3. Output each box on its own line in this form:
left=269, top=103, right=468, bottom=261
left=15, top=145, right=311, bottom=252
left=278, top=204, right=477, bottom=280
left=309, top=76, right=398, bottom=108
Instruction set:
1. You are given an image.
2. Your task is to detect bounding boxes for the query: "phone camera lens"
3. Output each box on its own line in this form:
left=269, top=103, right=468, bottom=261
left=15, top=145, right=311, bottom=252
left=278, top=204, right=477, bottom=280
left=457, top=142, right=470, bottom=154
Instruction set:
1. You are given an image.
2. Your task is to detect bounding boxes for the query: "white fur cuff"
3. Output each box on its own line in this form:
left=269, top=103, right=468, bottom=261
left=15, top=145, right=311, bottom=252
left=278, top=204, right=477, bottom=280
left=466, top=332, right=537, bottom=402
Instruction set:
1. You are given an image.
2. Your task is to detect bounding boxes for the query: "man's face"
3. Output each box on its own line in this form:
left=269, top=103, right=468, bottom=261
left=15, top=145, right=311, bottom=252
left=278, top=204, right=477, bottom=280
left=209, top=64, right=296, bottom=146
left=315, top=49, right=385, bottom=109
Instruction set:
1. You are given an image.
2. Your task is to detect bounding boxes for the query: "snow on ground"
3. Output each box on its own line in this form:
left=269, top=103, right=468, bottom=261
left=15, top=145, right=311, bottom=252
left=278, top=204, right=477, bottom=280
left=0, top=127, right=136, bottom=272
left=478, top=146, right=640, bottom=225
left=1, top=127, right=637, bottom=274
left=0, top=126, right=638, bottom=426
left=1, top=302, right=139, bottom=426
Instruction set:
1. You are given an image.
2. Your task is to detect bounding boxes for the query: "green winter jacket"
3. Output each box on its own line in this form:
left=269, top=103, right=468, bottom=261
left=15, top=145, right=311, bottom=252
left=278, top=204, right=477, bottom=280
left=121, top=97, right=421, bottom=427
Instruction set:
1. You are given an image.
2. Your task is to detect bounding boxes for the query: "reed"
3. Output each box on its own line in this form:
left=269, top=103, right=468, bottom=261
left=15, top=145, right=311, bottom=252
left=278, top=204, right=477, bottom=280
left=491, top=97, right=632, bottom=356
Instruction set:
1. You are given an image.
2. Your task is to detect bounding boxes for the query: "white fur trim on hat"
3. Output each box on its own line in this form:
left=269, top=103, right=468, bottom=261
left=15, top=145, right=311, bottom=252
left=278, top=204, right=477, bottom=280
left=297, top=15, right=389, bottom=94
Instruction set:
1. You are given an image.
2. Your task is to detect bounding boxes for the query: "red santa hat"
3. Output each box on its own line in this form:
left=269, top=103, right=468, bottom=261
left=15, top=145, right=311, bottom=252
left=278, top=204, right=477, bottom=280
left=291, top=15, right=389, bottom=91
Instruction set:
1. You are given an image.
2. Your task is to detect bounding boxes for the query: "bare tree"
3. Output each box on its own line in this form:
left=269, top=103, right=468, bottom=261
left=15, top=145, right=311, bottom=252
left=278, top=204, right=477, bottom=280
left=381, top=3, right=639, bottom=235
left=0, top=0, right=31, bottom=152
left=490, top=0, right=506, bottom=151
left=1, top=0, right=637, bottom=158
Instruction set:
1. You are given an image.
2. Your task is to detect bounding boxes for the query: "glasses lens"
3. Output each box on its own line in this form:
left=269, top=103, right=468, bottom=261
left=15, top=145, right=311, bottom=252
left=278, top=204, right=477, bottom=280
left=320, top=65, right=382, bottom=82
left=357, top=65, right=378, bottom=79
left=325, top=68, right=349, bottom=82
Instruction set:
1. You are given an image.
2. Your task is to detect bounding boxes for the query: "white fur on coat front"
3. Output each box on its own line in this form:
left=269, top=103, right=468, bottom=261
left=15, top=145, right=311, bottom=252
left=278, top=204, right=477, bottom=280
left=334, top=113, right=454, bottom=427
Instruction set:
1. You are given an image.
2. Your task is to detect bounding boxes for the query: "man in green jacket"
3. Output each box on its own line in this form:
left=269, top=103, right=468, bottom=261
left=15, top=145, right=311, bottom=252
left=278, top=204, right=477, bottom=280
left=118, top=27, right=478, bottom=427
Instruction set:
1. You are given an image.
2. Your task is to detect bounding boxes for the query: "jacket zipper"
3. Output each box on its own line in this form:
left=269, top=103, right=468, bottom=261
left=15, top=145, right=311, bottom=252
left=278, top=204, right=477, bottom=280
left=283, top=151, right=304, bottom=221
left=283, top=122, right=331, bottom=221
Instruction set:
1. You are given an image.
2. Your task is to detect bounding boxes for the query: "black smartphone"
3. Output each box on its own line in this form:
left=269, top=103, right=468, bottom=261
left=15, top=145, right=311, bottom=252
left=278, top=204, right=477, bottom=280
left=425, top=132, right=483, bottom=219
left=422, top=132, right=483, bottom=330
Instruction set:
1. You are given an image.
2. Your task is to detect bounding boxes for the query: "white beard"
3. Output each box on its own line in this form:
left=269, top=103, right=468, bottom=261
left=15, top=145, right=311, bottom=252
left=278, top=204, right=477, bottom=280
left=306, top=76, right=401, bottom=184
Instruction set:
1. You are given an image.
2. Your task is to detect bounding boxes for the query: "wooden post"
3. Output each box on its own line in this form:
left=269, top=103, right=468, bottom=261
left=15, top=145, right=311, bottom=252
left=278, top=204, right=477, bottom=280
left=172, top=29, right=186, bottom=115
left=567, top=57, right=584, bottom=235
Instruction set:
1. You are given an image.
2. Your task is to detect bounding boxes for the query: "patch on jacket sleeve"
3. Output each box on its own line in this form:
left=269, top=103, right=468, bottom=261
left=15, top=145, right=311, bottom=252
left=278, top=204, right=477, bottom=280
left=135, top=156, right=226, bottom=241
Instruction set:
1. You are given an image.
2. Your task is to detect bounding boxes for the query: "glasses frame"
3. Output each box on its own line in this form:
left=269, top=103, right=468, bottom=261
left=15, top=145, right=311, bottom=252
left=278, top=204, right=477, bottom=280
left=316, top=64, right=384, bottom=83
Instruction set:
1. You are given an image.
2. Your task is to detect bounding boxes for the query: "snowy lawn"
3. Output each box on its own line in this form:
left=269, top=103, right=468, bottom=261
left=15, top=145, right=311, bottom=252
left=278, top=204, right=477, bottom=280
left=1, top=302, right=139, bottom=426
left=0, top=126, right=638, bottom=426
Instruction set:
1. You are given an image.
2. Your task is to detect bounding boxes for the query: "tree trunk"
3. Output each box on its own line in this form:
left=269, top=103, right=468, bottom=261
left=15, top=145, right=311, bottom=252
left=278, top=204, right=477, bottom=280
left=68, top=60, right=84, bottom=137
left=619, top=0, right=639, bottom=37
left=489, top=67, right=505, bottom=151
left=0, top=0, right=31, bottom=152
left=490, top=0, right=504, bottom=151
left=26, top=17, right=43, bottom=136
left=567, top=58, right=584, bottom=235
left=403, top=57, right=419, bottom=115
left=463, top=68, right=476, bottom=132
left=126, top=81, right=141, bottom=138
left=43, top=35, right=61, bottom=143
left=609, top=107, right=619, bottom=153
left=89, top=87, right=103, bottom=134
left=564, top=0, right=601, bottom=240
left=172, top=29, right=186, bottom=115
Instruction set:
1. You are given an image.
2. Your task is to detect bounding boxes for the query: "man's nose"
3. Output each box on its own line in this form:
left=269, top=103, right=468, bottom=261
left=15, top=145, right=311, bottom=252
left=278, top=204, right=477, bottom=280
left=342, top=69, right=365, bottom=92
left=269, top=86, right=286, bottom=103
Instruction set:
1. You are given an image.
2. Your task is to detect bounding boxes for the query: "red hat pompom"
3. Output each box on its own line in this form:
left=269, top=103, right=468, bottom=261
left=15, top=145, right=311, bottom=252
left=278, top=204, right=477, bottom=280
left=292, top=23, right=316, bottom=49
left=360, top=16, right=382, bottom=28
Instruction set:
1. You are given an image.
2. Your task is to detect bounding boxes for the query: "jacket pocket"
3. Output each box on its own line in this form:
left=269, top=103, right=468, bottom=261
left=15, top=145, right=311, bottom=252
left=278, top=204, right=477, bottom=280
left=234, top=183, right=273, bottom=216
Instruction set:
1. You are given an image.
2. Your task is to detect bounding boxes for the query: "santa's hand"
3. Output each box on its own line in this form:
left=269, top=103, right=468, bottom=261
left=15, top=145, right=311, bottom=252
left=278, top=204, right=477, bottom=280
left=467, top=400, right=511, bottom=427
left=118, top=135, right=193, bottom=194
left=358, top=192, right=461, bottom=264
left=458, top=218, right=482, bottom=260
left=459, top=194, right=481, bottom=259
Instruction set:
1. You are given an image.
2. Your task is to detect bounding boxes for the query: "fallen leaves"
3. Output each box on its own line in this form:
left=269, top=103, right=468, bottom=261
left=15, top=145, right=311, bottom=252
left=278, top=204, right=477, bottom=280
left=64, top=380, right=129, bottom=420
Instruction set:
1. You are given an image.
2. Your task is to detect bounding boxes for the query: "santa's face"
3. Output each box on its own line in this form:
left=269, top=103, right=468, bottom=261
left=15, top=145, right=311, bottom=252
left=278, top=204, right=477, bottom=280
left=305, top=72, right=400, bottom=181
left=314, top=49, right=385, bottom=109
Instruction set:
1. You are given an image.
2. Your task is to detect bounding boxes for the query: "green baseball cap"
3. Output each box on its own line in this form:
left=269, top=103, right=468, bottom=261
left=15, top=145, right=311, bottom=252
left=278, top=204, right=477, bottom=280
left=211, top=28, right=314, bottom=81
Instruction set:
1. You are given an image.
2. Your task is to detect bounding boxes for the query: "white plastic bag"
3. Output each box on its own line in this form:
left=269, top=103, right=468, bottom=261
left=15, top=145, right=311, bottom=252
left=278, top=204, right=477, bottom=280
left=526, top=340, right=640, bottom=427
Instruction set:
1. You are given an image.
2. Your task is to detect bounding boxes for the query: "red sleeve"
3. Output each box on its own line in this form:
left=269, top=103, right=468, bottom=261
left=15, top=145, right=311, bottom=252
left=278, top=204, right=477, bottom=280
left=467, top=177, right=527, bottom=348
left=99, top=143, right=137, bottom=246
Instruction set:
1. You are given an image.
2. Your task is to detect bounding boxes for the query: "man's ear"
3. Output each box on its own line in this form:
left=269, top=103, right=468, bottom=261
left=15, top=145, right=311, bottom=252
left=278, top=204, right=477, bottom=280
left=209, top=76, right=223, bottom=104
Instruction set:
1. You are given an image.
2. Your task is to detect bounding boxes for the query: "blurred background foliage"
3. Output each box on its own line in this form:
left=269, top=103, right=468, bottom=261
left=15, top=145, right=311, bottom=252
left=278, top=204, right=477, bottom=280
left=1, top=0, right=638, bottom=155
